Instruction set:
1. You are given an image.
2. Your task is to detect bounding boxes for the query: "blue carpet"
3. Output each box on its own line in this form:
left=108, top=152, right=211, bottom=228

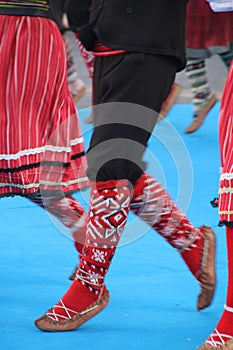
left=0, top=103, right=227, bottom=350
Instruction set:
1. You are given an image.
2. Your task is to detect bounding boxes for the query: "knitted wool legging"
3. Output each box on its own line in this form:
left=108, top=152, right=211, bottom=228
left=186, top=51, right=233, bottom=116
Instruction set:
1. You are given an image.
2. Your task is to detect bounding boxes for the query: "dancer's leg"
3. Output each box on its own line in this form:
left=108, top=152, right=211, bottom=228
left=131, top=172, right=216, bottom=310
left=185, top=58, right=217, bottom=134
left=35, top=180, right=132, bottom=331
left=198, top=227, right=233, bottom=349
left=219, top=50, right=233, bottom=69
left=28, top=194, right=86, bottom=254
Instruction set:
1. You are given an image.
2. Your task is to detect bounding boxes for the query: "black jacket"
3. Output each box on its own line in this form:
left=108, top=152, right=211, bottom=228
left=71, top=0, right=188, bottom=71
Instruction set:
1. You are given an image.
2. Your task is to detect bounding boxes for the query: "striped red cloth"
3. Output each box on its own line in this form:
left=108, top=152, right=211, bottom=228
left=0, top=15, right=89, bottom=198
left=186, top=0, right=233, bottom=50
left=218, top=62, right=233, bottom=224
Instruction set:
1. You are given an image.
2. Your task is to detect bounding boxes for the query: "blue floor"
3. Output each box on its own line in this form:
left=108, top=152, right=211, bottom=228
left=0, top=103, right=227, bottom=350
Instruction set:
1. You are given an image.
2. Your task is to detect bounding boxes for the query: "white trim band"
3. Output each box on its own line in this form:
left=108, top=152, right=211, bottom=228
left=224, top=304, right=233, bottom=313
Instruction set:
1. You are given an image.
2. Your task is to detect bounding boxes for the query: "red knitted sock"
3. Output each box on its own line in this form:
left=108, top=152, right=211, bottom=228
left=75, top=33, right=94, bottom=78
left=132, top=173, right=203, bottom=277
left=46, top=180, right=131, bottom=321
left=46, top=248, right=113, bottom=320
left=180, top=229, right=204, bottom=279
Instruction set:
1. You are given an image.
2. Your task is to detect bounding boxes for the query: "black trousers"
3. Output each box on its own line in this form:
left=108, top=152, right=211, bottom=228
left=86, top=53, right=179, bottom=185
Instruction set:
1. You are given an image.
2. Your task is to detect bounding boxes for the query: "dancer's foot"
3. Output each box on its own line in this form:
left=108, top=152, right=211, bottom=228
left=198, top=331, right=233, bottom=349
left=35, top=282, right=109, bottom=332
left=198, top=307, right=233, bottom=348
left=181, top=225, right=216, bottom=311
left=184, top=93, right=218, bottom=134
left=197, top=226, right=216, bottom=311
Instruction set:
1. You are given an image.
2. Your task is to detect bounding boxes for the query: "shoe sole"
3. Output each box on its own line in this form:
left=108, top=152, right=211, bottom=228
left=197, top=225, right=216, bottom=311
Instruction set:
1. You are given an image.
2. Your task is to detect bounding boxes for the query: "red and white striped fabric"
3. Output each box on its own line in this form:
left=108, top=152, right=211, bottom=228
left=0, top=15, right=89, bottom=198
left=74, top=33, right=94, bottom=78
left=186, top=0, right=233, bottom=52
left=218, top=62, right=233, bottom=224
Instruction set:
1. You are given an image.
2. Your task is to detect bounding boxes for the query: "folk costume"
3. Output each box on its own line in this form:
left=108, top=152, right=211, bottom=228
left=185, top=0, right=233, bottom=133
left=198, top=61, right=233, bottom=349
left=35, top=0, right=216, bottom=332
left=0, top=1, right=89, bottom=254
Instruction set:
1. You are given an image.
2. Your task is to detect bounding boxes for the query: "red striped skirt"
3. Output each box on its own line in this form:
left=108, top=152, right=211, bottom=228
left=0, top=15, right=89, bottom=198
left=186, top=0, right=233, bottom=57
left=218, top=62, right=233, bottom=224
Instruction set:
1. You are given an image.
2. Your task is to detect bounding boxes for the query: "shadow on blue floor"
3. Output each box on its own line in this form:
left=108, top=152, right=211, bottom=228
left=0, top=102, right=227, bottom=350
